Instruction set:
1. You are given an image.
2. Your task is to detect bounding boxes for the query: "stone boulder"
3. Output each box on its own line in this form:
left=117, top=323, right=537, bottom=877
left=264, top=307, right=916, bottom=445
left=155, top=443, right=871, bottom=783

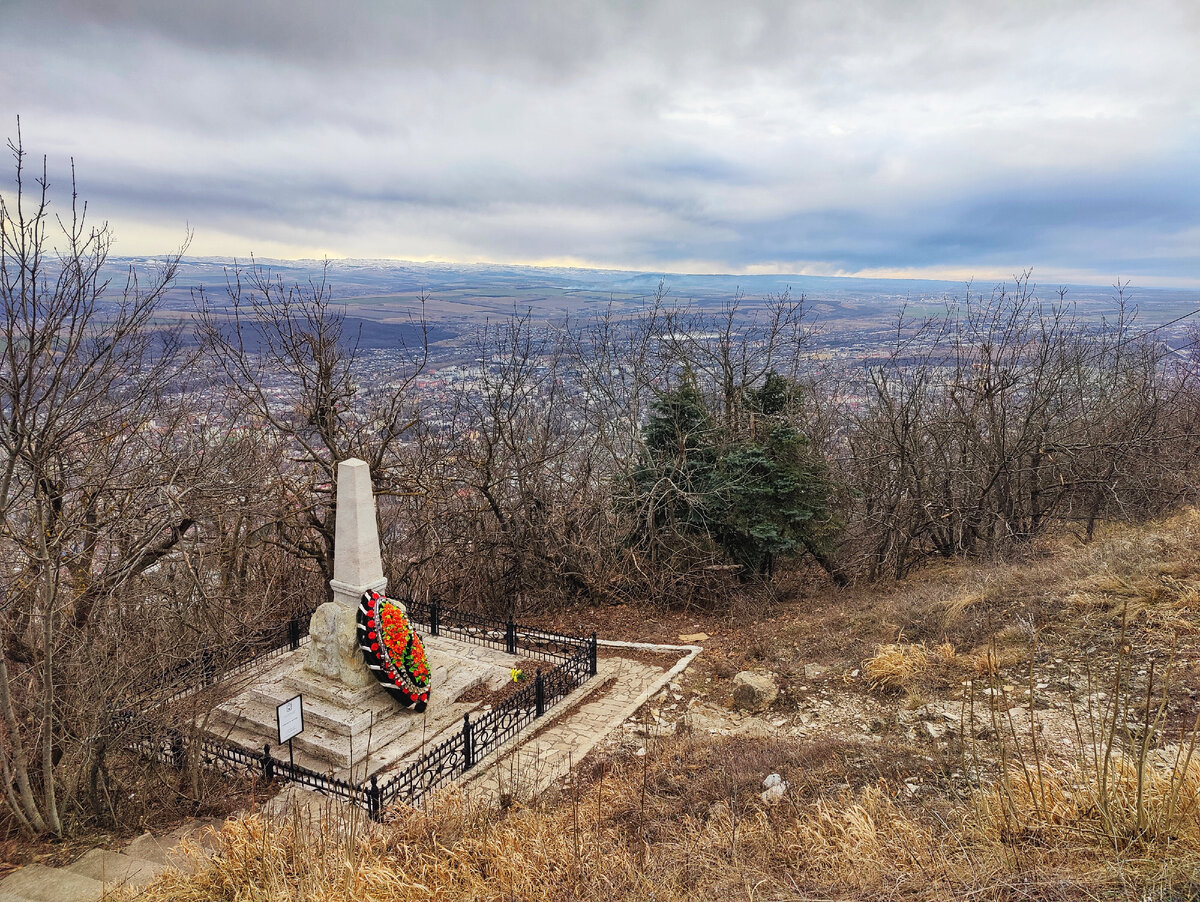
left=732, top=671, right=778, bottom=712
left=803, top=662, right=830, bottom=680
left=305, top=601, right=374, bottom=688
left=760, top=773, right=789, bottom=805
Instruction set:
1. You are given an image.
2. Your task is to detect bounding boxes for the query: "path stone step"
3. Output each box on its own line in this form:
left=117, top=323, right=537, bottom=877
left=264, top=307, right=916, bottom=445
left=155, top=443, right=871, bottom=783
left=215, top=701, right=418, bottom=771
left=213, top=691, right=494, bottom=779
left=278, top=667, right=397, bottom=711
left=262, top=784, right=359, bottom=819
left=212, top=699, right=338, bottom=764
left=159, top=818, right=225, bottom=873
left=248, top=686, right=391, bottom=738
left=163, top=816, right=223, bottom=847
left=212, top=721, right=340, bottom=774
left=64, top=847, right=166, bottom=887
left=123, top=830, right=172, bottom=865
left=0, top=864, right=103, bottom=902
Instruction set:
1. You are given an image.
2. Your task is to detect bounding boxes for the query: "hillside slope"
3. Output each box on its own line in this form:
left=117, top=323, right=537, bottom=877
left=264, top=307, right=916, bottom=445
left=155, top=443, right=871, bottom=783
left=135, top=510, right=1200, bottom=901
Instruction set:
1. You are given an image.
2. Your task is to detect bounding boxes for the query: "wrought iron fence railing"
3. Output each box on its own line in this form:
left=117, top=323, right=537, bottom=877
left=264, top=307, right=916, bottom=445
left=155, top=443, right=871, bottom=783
left=376, top=643, right=594, bottom=810
left=123, top=597, right=598, bottom=819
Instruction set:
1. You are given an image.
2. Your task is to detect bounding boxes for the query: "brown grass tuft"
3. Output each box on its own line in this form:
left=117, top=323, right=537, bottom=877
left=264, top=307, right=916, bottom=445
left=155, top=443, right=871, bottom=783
left=865, top=640, right=969, bottom=692
left=865, top=642, right=930, bottom=691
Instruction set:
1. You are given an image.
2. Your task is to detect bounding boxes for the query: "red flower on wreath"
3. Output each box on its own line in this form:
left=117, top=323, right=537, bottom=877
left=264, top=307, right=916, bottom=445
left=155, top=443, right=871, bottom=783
left=358, top=590, right=431, bottom=705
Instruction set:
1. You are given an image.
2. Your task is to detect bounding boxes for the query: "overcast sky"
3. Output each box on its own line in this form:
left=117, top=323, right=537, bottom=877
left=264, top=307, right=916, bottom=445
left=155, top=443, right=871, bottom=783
left=3, top=0, right=1198, bottom=285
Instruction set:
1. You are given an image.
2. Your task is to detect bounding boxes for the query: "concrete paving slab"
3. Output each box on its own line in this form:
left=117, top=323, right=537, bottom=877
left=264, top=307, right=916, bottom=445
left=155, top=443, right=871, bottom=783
left=458, top=649, right=689, bottom=806
left=0, top=864, right=103, bottom=902
left=65, top=848, right=166, bottom=887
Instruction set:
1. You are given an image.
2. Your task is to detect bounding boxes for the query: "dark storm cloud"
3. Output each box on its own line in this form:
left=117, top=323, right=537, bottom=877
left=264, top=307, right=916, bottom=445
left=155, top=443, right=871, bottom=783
left=2, top=0, right=1199, bottom=283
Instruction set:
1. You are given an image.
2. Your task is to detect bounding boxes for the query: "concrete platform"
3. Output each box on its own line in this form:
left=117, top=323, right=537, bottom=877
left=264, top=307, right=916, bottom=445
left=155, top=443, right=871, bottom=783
left=208, top=633, right=520, bottom=780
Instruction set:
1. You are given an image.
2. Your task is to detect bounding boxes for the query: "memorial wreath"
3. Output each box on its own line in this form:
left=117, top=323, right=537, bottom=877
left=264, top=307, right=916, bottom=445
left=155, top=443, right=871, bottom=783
left=357, top=590, right=431, bottom=712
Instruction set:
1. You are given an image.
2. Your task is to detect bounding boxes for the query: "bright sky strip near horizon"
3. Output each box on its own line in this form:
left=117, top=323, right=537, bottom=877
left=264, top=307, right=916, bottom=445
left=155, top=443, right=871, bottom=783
left=2, top=0, right=1199, bottom=289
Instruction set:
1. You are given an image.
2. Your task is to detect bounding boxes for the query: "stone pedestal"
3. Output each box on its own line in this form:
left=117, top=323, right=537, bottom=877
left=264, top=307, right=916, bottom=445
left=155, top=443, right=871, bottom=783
left=210, top=635, right=516, bottom=777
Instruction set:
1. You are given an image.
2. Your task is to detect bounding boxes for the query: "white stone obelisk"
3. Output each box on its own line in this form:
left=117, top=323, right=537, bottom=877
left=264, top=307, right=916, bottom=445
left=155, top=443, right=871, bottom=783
left=305, top=458, right=385, bottom=687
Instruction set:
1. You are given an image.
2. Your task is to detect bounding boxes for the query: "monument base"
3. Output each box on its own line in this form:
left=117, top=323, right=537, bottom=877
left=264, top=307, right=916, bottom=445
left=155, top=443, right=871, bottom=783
left=208, top=633, right=519, bottom=779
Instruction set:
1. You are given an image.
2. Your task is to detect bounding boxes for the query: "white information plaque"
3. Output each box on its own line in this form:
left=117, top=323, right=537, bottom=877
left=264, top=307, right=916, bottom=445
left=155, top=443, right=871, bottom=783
left=277, top=695, right=304, bottom=745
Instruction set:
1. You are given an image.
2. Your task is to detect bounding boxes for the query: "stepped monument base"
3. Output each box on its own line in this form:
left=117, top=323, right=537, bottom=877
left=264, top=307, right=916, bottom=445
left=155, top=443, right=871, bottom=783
left=208, top=634, right=518, bottom=779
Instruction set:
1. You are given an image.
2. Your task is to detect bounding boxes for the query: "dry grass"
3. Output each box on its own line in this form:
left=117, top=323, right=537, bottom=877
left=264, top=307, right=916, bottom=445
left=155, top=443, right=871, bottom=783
left=865, top=640, right=972, bottom=693
left=866, top=642, right=931, bottom=690
left=1066, top=567, right=1200, bottom=633
left=974, top=752, right=1200, bottom=853
left=959, top=612, right=1200, bottom=865
left=133, top=727, right=1200, bottom=902
left=910, top=507, right=1200, bottom=652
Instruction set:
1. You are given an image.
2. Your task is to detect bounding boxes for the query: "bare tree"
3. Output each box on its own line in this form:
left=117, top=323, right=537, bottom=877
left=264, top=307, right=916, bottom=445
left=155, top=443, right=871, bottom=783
left=195, top=263, right=429, bottom=601
left=0, top=129, right=263, bottom=835
left=829, top=275, right=1200, bottom=579
left=387, top=311, right=609, bottom=612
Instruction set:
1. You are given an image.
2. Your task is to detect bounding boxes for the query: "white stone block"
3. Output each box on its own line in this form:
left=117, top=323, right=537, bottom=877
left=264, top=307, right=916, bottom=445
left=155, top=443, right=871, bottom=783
left=331, top=458, right=385, bottom=598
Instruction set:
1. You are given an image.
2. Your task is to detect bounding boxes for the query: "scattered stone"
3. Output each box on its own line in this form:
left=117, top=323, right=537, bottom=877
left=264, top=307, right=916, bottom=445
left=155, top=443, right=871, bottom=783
left=803, top=663, right=830, bottom=680
left=760, top=773, right=789, bottom=804
left=732, top=671, right=778, bottom=712
left=923, top=721, right=948, bottom=740
left=679, top=632, right=710, bottom=643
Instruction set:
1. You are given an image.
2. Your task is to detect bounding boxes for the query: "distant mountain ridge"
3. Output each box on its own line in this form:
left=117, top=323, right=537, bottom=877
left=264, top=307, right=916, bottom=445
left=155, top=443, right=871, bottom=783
left=105, top=256, right=1199, bottom=327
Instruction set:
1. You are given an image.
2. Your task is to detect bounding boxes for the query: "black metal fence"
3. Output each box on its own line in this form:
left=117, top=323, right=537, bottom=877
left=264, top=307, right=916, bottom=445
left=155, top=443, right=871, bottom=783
left=376, top=642, right=594, bottom=810
left=128, top=611, right=311, bottom=714
left=126, top=597, right=598, bottom=819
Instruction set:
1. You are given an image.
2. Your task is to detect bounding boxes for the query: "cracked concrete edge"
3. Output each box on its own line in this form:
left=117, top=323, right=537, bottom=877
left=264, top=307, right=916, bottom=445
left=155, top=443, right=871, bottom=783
left=458, top=644, right=702, bottom=801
